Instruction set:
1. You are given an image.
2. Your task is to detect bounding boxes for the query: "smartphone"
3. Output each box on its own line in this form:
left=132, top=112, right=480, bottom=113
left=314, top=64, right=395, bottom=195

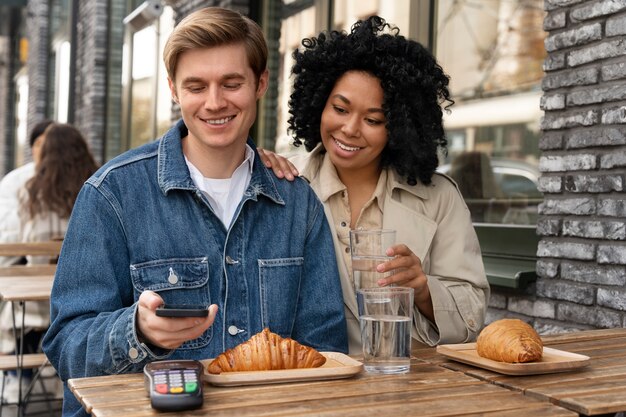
left=155, top=304, right=209, bottom=318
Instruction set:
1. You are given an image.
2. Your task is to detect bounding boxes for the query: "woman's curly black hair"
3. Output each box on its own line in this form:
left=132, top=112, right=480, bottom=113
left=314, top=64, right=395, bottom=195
left=288, top=16, right=453, bottom=185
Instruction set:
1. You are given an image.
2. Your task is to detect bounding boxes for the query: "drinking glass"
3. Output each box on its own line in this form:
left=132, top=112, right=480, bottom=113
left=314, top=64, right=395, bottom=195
left=349, top=229, right=396, bottom=290
left=357, top=286, right=414, bottom=374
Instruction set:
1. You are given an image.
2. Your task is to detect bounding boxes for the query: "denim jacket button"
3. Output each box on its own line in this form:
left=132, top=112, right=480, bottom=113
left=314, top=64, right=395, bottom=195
left=225, top=256, right=239, bottom=265
left=128, top=347, right=139, bottom=359
left=168, top=270, right=179, bottom=285
left=228, top=325, right=239, bottom=336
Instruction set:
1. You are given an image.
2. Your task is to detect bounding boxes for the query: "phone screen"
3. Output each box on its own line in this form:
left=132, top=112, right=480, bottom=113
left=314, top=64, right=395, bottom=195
left=155, top=304, right=209, bottom=318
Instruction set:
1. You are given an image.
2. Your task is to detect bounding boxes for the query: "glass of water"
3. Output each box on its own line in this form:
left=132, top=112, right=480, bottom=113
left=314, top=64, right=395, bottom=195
left=349, top=229, right=396, bottom=290
left=356, top=286, right=414, bottom=374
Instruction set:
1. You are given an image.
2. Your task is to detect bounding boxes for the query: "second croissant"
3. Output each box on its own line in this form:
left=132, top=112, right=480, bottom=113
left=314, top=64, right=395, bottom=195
left=207, top=328, right=326, bottom=374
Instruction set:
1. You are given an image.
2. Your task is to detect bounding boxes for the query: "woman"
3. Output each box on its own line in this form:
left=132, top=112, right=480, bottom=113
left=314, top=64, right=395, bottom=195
left=260, top=16, right=490, bottom=353
left=0, top=123, right=98, bottom=354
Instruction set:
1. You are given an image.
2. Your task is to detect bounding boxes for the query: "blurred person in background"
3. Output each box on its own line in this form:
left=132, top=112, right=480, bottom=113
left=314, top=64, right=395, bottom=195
left=0, top=119, right=53, bottom=266
left=0, top=123, right=98, bottom=401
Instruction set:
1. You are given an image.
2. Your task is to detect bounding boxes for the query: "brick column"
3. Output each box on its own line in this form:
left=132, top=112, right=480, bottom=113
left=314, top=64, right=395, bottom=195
left=26, top=0, right=50, bottom=159
left=535, top=0, right=626, bottom=332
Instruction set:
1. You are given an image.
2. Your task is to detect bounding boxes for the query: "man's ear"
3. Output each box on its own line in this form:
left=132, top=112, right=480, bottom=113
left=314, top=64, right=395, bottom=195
left=256, top=69, right=269, bottom=99
left=168, top=78, right=179, bottom=103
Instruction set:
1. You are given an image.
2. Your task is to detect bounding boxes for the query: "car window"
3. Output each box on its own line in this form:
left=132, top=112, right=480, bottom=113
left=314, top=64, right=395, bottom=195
left=495, top=173, right=543, bottom=199
left=442, top=152, right=543, bottom=225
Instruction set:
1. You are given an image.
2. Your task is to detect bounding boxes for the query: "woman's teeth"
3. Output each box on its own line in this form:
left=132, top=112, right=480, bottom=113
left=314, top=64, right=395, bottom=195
left=335, top=139, right=360, bottom=152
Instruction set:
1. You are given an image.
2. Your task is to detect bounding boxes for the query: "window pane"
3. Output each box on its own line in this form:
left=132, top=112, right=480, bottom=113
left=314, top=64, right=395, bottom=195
left=156, top=7, right=174, bottom=137
left=435, top=0, right=546, bottom=225
left=129, top=27, right=157, bottom=149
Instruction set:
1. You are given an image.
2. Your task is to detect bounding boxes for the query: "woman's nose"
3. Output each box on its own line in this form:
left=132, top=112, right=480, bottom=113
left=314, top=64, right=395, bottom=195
left=341, top=116, right=361, bottom=137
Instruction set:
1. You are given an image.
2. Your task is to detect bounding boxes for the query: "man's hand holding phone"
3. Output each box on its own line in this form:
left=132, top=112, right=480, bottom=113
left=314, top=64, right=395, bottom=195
left=137, top=291, right=218, bottom=350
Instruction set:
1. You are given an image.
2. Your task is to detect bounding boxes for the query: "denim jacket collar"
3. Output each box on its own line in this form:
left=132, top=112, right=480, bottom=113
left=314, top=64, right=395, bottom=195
left=157, top=119, right=284, bottom=206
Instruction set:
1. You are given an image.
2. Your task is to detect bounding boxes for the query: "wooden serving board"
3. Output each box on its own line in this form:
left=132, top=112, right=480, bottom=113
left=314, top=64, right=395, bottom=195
left=436, top=343, right=590, bottom=376
left=202, top=352, right=363, bottom=386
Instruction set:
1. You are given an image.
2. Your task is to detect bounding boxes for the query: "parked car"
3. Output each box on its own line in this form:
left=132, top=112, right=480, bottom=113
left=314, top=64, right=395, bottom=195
left=438, top=155, right=542, bottom=224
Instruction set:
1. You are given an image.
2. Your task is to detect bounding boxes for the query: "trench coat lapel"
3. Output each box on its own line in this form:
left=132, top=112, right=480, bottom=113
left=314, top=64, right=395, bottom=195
left=382, top=173, right=437, bottom=268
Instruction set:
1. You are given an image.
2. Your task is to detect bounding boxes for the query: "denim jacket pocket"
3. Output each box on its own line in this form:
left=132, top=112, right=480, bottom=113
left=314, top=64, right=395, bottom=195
left=259, top=257, right=304, bottom=335
left=130, top=257, right=212, bottom=349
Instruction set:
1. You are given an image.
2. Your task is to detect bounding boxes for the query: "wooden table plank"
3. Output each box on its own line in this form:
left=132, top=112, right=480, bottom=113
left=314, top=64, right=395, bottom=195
left=0, top=275, right=54, bottom=301
left=0, top=241, right=62, bottom=257
left=556, top=391, right=626, bottom=416
left=541, top=328, right=626, bottom=344
left=0, top=353, right=48, bottom=371
left=0, top=264, right=56, bottom=276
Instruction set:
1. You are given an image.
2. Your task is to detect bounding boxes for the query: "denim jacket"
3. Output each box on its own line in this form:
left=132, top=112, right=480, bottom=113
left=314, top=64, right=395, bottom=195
left=42, top=120, right=347, bottom=417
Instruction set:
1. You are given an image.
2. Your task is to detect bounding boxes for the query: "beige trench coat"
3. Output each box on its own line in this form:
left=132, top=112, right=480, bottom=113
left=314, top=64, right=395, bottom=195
left=292, top=147, right=490, bottom=354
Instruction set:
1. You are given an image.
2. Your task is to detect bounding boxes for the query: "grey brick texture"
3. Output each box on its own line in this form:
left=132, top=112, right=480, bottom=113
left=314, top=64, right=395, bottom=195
left=529, top=0, right=626, bottom=332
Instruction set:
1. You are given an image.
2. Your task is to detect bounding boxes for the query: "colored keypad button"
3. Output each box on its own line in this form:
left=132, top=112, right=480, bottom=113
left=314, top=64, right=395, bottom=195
left=170, top=386, right=184, bottom=394
left=185, top=382, right=198, bottom=393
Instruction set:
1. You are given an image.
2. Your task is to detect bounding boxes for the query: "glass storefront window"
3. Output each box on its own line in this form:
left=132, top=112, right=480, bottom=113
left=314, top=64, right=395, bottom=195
left=14, top=71, right=29, bottom=166
left=129, top=26, right=157, bottom=148
left=122, top=5, right=174, bottom=150
left=435, top=0, right=546, bottom=225
left=49, top=0, right=72, bottom=124
left=55, top=40, right=71, bottom=123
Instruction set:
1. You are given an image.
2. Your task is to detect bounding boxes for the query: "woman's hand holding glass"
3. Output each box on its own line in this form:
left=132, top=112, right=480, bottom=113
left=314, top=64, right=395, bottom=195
left=376, top=244, right=434, bottom=322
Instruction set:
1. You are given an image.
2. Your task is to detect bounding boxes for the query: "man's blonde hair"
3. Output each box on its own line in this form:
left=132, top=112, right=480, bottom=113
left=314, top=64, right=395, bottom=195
left=163, top=7, right=267, bottom=82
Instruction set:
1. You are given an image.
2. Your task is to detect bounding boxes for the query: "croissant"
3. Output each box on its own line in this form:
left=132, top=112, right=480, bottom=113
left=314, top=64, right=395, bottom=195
left=476, top=319, right=543, bottom=363
left=207, top=328, right=326, bottom=374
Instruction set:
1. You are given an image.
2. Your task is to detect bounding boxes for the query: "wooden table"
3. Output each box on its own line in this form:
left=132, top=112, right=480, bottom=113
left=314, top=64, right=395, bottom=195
left=0, top=275, right=55, bottom=301
left=0, top=274, right=55, bottom=413
left=0, top=241, right=62, bottom=257
left=69, top=357, right=576, bottom=416
left=0, top=264, right=57, bottom=277
left=415, top=328, right=626, bottom=416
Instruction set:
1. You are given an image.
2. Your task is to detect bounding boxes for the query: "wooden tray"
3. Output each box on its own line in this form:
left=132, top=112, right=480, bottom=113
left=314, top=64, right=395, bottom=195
left=436, top=342, right=590, bottom=375
left=202, top=352, right=363, bottom=386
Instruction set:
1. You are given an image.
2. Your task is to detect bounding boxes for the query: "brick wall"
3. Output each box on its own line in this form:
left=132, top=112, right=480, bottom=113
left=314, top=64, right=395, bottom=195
left=26, top=0, right=50, bottom=162
left=487, top=0, right=626, bottom=333
left=73, top=0, right=110, bottom=164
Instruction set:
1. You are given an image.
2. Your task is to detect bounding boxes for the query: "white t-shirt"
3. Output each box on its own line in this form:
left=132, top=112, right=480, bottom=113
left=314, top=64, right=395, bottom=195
left=185, top=145, right=254, bottom=228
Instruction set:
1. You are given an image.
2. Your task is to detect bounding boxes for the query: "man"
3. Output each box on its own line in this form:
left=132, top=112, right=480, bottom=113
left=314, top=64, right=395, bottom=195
left=0, top=119, right=53, bottom=266
left=42, top=7, right=347, bottom=416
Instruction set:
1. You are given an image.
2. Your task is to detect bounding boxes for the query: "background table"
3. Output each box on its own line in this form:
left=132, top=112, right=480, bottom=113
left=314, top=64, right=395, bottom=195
left=0, top=275, right=55, bottom=301
left=418, top=328, right=626, bottom=416
left=69, top=357, right=576, bottom=416
left=0, top=242, right=62, bottom=257
left=0, top=273, right=56, bottom=415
